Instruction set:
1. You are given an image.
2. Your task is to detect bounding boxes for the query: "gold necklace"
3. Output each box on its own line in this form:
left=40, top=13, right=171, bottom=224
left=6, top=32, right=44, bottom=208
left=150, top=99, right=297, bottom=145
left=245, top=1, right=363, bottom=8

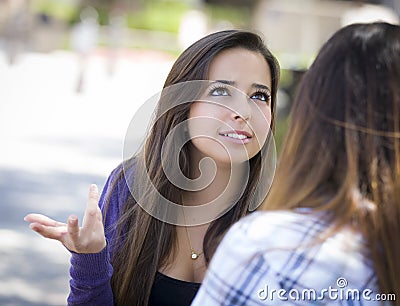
left=181, top=194, right=203, bottom=260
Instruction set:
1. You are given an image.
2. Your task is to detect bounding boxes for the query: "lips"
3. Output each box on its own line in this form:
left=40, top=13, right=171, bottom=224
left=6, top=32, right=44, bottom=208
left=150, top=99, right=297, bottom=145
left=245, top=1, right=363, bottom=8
left=219, top=130, right=252, bottom=143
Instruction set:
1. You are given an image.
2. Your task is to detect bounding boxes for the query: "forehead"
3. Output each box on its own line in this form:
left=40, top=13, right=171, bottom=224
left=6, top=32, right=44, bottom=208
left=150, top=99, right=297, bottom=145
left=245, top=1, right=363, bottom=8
left=207, top=48, right=272, bottom=87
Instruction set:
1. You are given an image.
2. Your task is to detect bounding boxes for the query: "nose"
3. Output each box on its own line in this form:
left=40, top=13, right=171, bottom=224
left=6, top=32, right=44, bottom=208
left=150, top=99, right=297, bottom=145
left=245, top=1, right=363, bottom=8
left=232, top=112, right=249, bottom=121
left=231, top=96, right=251, bottom=122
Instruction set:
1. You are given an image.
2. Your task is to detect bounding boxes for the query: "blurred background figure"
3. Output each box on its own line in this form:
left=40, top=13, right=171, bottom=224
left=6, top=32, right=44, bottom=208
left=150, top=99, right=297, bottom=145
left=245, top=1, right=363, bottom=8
left=70, top=6, right=99, bottom=93
left=106, top=6, right=125, bottom=76
left=178, top=0, right=208, bottom=49
left=1, top=0, right=30, bottom=65
left=0, top=0, right=399, bottom=305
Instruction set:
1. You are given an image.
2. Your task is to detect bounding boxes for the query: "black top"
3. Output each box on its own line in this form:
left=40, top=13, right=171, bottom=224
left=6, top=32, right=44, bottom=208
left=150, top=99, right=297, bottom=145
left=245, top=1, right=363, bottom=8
left=149, top=272, right=201, bottom=306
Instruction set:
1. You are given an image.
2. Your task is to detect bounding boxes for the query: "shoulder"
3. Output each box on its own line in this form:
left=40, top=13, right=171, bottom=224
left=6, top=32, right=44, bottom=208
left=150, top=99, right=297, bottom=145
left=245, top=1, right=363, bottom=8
left=221, top=210, right=371, bottom=268
left=223, top=210, right=326, bottom=250
left=194, top=211, right=377, bottom=305
left=208, top=211, right=325, bottom=278
left=210, top=210, right=376, bottom=292
left=98, top=161, right=137, bottom=235
left=100, top=161, right=135, bottom=210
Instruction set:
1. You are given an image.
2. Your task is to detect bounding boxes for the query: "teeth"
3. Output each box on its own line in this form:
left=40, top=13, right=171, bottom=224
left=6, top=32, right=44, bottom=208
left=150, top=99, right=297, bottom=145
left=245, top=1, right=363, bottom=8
left=223, top=133, right=248, bottom=140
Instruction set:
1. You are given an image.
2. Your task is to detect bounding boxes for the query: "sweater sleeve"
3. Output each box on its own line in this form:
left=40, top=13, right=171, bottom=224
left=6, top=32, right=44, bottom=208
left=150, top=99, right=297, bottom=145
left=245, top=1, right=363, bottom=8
left=67, top=165, right=130, bottom=306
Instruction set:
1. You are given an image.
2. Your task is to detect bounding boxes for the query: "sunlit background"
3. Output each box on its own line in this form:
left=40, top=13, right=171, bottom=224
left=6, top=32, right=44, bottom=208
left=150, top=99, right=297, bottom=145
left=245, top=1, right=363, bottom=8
left=0, top=0, right=399, bottom=305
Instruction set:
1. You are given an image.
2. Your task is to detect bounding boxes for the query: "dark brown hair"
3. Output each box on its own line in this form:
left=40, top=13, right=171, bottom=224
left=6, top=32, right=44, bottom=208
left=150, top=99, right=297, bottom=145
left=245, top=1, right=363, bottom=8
left=108, top=30, right=280, bottom=305
left=263, top=22, right=400, bottom=303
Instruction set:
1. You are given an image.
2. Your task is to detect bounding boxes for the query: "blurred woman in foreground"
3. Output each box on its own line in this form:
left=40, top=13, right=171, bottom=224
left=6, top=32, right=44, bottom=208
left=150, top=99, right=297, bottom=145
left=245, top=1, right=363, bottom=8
left=192, top=22, right=400, bottom=305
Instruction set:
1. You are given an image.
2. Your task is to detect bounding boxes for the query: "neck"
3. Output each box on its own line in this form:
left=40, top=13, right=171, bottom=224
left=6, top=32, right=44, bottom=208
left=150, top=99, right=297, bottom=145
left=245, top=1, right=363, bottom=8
left=187, top=144, right=248, bottom=202
left=181, top=149, right=247, bottom=224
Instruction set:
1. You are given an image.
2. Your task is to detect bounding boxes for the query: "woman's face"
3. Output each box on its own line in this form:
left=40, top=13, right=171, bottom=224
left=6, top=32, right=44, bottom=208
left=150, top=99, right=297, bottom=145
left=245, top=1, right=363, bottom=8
left=188, top=47, right=272, bottom=165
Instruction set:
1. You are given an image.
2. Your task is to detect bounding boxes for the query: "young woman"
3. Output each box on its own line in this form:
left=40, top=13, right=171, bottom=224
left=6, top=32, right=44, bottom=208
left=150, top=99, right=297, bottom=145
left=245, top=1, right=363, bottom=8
left=192, top=22, right=400, bottom=305
left=24, top=30, right=280, bottom=305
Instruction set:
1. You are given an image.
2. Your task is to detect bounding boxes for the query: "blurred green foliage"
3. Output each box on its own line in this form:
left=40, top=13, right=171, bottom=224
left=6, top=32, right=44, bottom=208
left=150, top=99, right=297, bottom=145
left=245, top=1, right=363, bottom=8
left=32, top=0, right=78, bottom=22
left=274, top=115, right=290, bottom=155
left=278, top=69, right=293, bottom=89
left=204, top=4, right=251, bottom=29
left=126, top=1, right=189, bottom=32
left=31, top=0, right=250, bottom=32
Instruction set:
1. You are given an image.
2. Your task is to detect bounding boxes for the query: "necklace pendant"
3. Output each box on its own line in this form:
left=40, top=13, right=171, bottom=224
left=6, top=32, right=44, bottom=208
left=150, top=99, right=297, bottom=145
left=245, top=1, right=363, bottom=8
left=191, top=251, right=199, bottom=260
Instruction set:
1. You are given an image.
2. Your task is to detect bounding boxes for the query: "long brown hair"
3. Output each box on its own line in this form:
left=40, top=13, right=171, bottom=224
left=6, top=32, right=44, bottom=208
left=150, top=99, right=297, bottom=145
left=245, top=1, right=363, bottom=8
left=263, top=22, right=400, bottom=302
left=108, top=30, right=280, bottom=305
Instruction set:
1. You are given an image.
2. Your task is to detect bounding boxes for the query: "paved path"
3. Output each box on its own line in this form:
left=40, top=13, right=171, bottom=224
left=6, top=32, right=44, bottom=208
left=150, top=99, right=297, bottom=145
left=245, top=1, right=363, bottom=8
left=0, top=48, right=174, bottom=305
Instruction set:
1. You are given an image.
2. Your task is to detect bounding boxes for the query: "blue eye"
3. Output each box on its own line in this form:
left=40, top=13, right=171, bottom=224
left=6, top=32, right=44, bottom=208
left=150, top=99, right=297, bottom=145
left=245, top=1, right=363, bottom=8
left=250, top=91, right=271, bottom=103
left=209, top=86, right=230, bottom=96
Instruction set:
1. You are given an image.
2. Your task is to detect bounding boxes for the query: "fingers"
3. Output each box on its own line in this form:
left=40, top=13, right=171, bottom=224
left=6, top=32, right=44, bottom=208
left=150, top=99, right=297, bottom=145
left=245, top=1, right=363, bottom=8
left=24, top=214, right=68, bottom=241
left=28, top=222, right=68, bottom=240
left=67, top=214, right=79, bottom=236
left=88, top=184, right=99, bottom=209
left=24, top=214, right=66, bottom=227
left=24, top=184, right=105, bottom=253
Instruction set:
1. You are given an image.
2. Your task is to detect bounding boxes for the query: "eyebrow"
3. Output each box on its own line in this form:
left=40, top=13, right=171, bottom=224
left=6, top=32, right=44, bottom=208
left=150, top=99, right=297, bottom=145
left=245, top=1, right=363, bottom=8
left=212, top=80, right=235, bottom=86
left=212, top=80, right=271, bottom=92
left=253, top=83, right=271, bottom=92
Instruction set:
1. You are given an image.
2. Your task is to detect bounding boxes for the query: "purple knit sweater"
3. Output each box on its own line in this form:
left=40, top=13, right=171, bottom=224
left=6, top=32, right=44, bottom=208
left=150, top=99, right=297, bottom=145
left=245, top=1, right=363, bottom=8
left=68, top=165, right=131, bottom=305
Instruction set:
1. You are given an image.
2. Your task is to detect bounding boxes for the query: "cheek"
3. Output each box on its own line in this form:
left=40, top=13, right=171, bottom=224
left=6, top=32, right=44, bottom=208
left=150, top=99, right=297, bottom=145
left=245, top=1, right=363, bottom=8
left=187, top=117, right=215, bottom=138
left=252, top=107, right=272, bottom=145
left=264, top=109, right=272, bottom=127
left=188, top=103, right=222, bottom=136
left=189, top=102, right=215, bottom=118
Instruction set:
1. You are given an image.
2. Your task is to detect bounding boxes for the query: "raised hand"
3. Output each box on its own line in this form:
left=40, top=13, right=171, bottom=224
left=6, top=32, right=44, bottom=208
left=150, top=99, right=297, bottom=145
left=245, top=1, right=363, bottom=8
left=24, top=184, right=106, bottom=253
